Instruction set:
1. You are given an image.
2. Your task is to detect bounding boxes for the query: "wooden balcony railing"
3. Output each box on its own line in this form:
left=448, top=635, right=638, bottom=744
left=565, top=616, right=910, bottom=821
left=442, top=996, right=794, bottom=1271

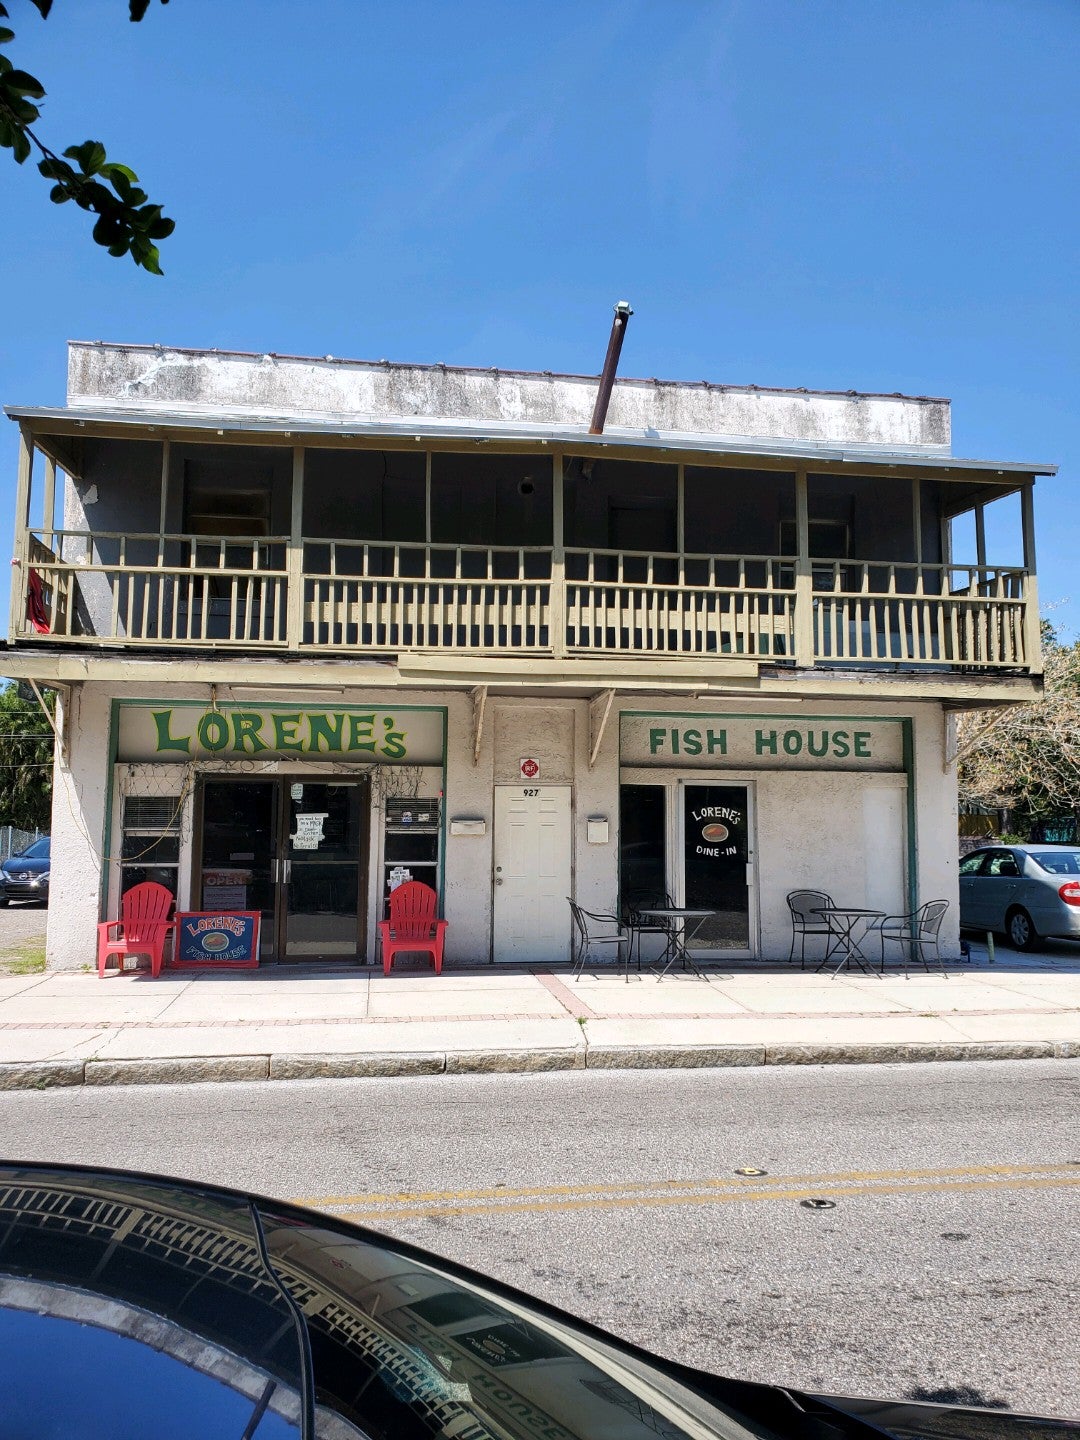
left=810, top=561, right=1028, bottom=667
left=303, top=541, right=552, bottom=651
left=12, top=530, right=1035, bottom=672
left=20, top=530, right=289, bottom=647
left=565, top=551, right=793, bottom=657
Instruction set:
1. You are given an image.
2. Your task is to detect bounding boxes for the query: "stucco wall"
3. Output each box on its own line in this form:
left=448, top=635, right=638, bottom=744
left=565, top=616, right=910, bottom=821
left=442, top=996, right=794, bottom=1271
left=43, top=682, right=958, bottom=969
left=67, top=343, right=951, bottom=451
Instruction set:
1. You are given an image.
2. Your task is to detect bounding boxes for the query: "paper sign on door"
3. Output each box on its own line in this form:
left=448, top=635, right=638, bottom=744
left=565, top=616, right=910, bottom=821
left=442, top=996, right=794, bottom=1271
left=292, top=813, right=327, bottom=849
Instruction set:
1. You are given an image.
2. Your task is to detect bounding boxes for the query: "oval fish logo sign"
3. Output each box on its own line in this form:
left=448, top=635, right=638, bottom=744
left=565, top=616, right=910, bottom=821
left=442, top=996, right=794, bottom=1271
left=701, top=822, right=729, bottom=843
left=201, top=932, right=230, bottom=953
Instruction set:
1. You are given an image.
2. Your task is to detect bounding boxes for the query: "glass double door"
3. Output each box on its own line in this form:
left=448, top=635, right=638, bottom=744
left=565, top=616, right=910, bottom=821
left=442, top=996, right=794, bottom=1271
left=199, top=779, right=367, bottom=962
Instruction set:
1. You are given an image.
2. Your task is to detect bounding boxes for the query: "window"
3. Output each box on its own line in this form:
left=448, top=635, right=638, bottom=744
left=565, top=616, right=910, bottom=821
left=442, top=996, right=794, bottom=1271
left=121, top=794, right=181, bottom=903
left=1029, top=850, right=1080, bottom=876
left=986, top=851, right=1021, bottom=878
left=959, top=852, right=987, bottom=876
left=619, top=785, right=667, bottom=909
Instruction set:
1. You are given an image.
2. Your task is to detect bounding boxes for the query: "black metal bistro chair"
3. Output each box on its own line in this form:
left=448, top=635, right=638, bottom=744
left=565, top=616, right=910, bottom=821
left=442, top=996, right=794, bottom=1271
left=786, top=890, right=836, bottom=968
left=878, top=899, right=950, bottom=977
left=568, top=899, right=631, bottom=982
left=622, top=891, right=676, bottom=973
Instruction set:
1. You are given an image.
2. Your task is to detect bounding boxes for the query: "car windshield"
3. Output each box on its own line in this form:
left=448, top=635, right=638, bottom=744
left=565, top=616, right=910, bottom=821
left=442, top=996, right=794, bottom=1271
left=14, top=839, right=49, bottom=860
left=1027, top=850, right=1080, bottom=875
left=0, top=1165, right=776, bottom=1440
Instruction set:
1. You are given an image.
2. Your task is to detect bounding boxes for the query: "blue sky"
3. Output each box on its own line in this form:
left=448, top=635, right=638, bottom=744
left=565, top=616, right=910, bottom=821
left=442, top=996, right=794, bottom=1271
left=2, top=0, right=1076, bottom=630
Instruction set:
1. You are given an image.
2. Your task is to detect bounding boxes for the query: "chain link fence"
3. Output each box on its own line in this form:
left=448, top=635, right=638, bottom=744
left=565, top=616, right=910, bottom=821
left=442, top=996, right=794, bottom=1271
left=0, top=827, right=43, bottom=863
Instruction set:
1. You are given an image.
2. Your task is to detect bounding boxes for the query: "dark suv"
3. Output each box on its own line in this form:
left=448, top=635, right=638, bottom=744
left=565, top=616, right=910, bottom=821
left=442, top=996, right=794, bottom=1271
left=0, top=837, right=51, bottom=906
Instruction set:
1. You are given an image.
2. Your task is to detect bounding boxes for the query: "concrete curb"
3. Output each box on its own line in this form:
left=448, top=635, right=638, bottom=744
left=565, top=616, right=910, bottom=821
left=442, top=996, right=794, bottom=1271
left=0, top=1039, right=1076, bottom=1089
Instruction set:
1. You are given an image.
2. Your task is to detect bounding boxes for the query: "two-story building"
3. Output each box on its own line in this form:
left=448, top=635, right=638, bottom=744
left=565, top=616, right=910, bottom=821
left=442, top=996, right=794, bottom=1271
left=2, top=341, right=1051, bottom=970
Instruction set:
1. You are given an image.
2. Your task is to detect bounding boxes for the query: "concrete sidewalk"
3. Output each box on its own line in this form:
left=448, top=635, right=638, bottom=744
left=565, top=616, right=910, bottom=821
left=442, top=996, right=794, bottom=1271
left=0, top=937, right=1078, bottom=1088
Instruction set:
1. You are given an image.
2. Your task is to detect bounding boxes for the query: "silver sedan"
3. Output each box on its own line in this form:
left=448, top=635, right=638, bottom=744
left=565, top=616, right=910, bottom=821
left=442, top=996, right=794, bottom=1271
left=959, top=843, right=1080, bottom=950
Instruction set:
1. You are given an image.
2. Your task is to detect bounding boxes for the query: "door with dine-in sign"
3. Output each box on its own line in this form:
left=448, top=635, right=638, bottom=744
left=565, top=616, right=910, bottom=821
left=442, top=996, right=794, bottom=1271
left=493, top=786, right=572, bottom=963
left=681, top=782, right=754, bottom=952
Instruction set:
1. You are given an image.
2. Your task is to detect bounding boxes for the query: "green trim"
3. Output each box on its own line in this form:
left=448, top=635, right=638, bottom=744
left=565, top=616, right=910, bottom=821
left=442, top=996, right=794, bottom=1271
left=902, top=717, right=918, bottom=917
left=105, top=698, right=450, bottom=936
left=619, top=707, right=920, bottom=933
left=99, top=698, right=122, bottom=921
left=438, top=713, right=448, bottom=919
left=619, top=709, right=908, bottom=722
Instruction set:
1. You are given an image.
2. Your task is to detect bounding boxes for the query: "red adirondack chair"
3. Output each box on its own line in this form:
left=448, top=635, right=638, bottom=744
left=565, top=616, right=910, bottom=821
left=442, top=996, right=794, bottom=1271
left=97, top=882, right=175, bottom=978
left=378, top=881, right=447, bottom=976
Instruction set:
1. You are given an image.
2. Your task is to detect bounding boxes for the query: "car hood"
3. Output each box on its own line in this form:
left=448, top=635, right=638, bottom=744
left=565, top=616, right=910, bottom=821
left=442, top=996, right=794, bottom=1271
left=0, top=1162, right=1075, bottom=1440
left=1, top=857, right=49, bottom=876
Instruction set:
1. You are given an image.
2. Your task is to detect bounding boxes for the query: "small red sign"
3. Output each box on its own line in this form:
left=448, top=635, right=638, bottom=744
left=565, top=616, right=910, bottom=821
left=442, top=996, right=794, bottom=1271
left=520, top=757, right=540, bottom=780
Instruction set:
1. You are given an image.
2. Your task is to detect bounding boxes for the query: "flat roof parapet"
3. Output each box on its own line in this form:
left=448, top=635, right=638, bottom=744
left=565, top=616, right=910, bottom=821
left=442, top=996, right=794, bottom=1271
left=66, top=341, right=952, bottom=453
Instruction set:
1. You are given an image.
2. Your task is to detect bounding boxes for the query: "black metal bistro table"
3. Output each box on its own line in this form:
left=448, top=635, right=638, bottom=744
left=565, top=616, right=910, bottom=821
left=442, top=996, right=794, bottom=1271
left=634, top=908, right=717, bottom=981
left=812, top=905, right=886, bottom=977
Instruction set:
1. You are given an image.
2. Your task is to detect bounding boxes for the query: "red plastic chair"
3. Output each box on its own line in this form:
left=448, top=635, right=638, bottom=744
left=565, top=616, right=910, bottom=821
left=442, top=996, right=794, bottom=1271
left=378, top=881, right=447, bottom=976
left=97, top=882, right=175, bottom=978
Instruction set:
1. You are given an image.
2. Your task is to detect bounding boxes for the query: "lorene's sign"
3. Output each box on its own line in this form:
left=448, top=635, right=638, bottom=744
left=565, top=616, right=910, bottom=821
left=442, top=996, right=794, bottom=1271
left=621, top=715, right=903, bottom=771
left=117, top=704, right=445, bottom=764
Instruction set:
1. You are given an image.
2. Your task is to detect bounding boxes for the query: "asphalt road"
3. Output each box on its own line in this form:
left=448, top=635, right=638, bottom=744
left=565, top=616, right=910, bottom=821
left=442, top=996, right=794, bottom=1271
left=1, top=1060, right=1077, bottom=1417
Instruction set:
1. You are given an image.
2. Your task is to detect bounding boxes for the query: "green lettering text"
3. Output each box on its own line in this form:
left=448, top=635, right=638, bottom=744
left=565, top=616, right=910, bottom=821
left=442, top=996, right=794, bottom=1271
left=272, top=713, right=305, bottom=752
left=347, top=713, right=377, bottom=754
left=152, top=709, right=190, bottom=754
left=307, top=712, right=345, bottom=752
left=197, top=712, right=229, bottom=752
left=230, top=712, right=269, bottom=754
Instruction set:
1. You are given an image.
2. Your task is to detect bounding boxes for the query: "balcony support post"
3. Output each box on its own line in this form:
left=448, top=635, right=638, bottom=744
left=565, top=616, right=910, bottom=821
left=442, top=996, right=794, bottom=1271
left=1020, top=481, right=1042, bottom=675
left=42, top=457, right=56, bottom=539
left=551, top=453, right=566, bottom=657
left=157, top=440, right=171, bottom=550
left=287, top=445, right=305, bottom=650
left=793, top=468, right=814, bottom=667
left=10, top=427, right=34, bottom=639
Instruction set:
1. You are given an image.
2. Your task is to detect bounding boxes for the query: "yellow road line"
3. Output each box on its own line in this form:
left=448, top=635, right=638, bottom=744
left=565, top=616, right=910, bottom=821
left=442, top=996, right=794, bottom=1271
left=291, top=1172, right=1080, bottom=1224
left=291, top=1161, right=1075, bottom=1211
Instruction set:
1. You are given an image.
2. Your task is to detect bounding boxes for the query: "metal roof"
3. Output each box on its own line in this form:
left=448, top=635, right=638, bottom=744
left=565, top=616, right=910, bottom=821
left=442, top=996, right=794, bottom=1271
left=3, top=402, right=1057, bottom=475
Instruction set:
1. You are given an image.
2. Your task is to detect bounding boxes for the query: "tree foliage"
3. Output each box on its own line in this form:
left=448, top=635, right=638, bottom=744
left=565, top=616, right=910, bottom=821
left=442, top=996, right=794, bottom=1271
left=0, top=0, right=174, bottom=273
left=957, top=630, right=1080, bottom=827
left=0, top=684, right=54, bottom=832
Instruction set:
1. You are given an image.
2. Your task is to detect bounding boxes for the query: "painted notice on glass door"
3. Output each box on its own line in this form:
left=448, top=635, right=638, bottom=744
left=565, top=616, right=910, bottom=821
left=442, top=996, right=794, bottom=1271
left=683, top=785, right=750, bottom=950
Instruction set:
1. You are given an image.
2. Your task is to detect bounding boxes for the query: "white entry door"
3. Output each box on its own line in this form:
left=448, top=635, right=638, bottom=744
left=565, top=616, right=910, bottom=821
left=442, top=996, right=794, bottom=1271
left=493, top=786, right=572, bottom=963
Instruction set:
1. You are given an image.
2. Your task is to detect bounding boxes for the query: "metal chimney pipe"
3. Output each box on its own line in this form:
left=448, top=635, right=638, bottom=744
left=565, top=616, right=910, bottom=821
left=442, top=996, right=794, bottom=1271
left=588, top=301, right=633, bottom=435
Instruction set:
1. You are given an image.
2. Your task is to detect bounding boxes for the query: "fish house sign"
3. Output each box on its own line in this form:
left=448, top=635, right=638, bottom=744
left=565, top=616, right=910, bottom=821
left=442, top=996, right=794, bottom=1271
left=621, top=715, right=904, bottom=771
left=116, top=704, right=445, bottom=764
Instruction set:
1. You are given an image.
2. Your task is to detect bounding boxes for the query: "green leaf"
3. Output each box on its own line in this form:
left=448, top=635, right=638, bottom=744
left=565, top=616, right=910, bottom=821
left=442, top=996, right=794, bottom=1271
left=3, top=68, right=45, bottom=98
left=27, top=0, right=53, bottom=18
left=100, top=161, right=137, bottom=183
left=48, top=183, right=70, bottom=204
left=92, top=213, right=124, bottom=246
left=148, top=215, right=175, bottom=239
left=38, top=156, right=75, bottom=184
left=0, top=27, right=15, bottom=44
left=1, top=92, right=40, bottom=124
left=9, top=125, right=29, bottom=163
left=0, top=54, right=12, bottom=74
left=63, top=139, right=107, bottom=173
left=83, top=140, right=107, bottom=174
